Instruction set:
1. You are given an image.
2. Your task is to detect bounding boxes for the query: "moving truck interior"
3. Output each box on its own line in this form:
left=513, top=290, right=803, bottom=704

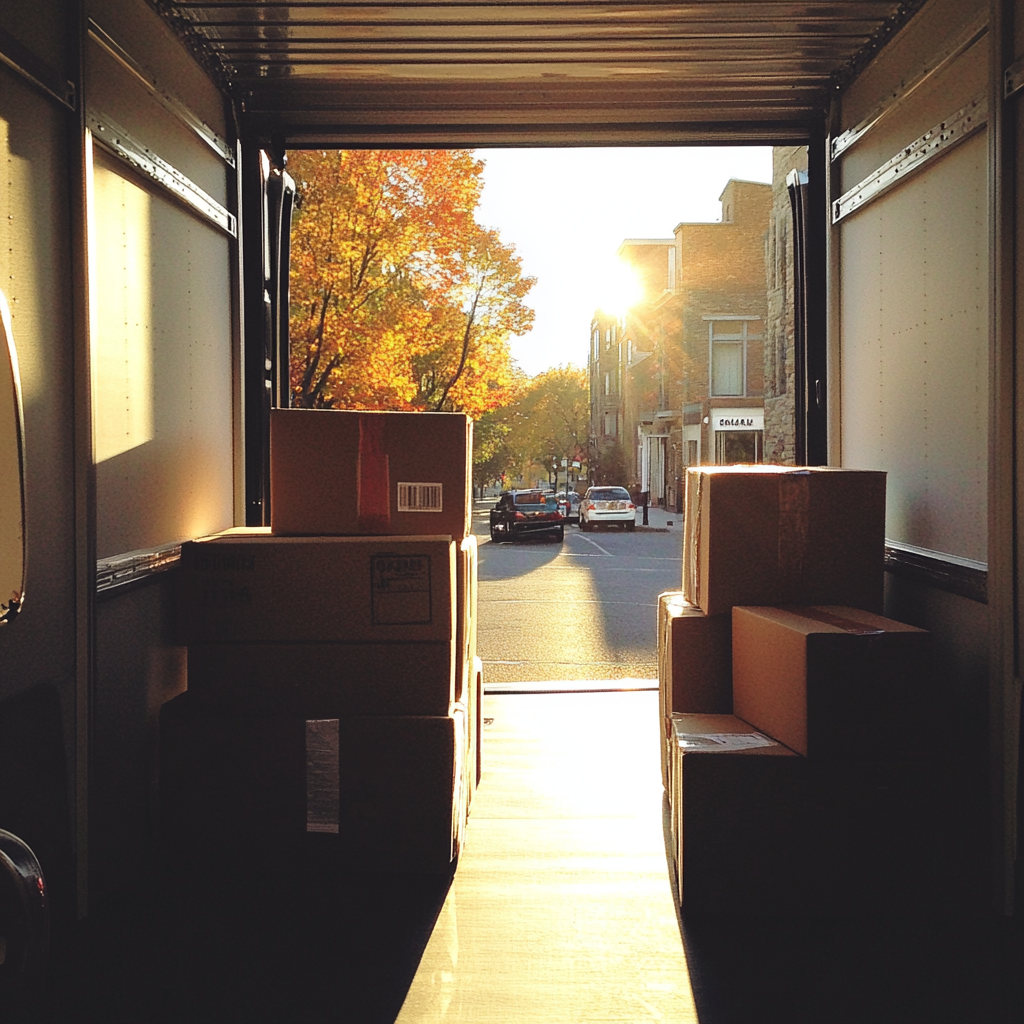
left=2, top=0, right=1023, bottom=1018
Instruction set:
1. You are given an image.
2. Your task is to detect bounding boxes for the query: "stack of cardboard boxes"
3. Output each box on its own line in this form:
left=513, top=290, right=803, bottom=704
left=659, top=466, right=970, bottom=913
left=161, top=409, right=481, bottom=873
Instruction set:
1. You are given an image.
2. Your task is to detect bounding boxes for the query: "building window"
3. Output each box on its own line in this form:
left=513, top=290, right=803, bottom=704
left=627, top=338, right=632, bottom=364
left=592, top=328, right=600, bottom=360
left=668, top=246, right=677, bottom=291
left=604, top=411, right=616, bottom=436
left=604, top=372, right=610, bottom=396
left=716, top=430, right=763, bottom=464
left=611, top=324, right=617, bottom=343
left=708, top=318, right=761, bottom=398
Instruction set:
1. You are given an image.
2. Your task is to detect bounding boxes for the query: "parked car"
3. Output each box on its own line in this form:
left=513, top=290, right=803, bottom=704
left=556, top=491, right=581, bottom=523
left=489, top=489, right=564, bottom=542
left=579, top=486, right=636, bottom=531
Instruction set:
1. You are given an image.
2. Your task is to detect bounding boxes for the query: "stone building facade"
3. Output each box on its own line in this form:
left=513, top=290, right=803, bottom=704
left=763, top=146, right=807, bottom=464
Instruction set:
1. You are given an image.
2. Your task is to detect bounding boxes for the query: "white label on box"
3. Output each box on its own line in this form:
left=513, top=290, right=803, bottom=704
left=397, top=482, right=443, bottom=512
left=676, top=731, right=777, bottom=751
left=306, top=718, right=339, bottom=833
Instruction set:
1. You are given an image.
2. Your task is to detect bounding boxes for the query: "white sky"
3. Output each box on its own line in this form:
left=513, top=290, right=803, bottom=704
left=474, top=147, right=773, bottom=377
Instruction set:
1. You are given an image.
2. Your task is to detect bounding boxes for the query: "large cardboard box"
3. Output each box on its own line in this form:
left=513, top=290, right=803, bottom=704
left=732, top=605, right=931, bottom=759
left=682, top=466, right=886, bottom=616
left=668, top=714, right=974, bottom=913
left=187, top=642, right=455, bottom=717
left=271, top=408, right=472, bottom=540
left=177, top=531, right=455, bottom=645
left=669, top=714, right=813, bottom=914
left=657, top=592, right=731, bottom=788
left=160, top=692, right=465, bottom=874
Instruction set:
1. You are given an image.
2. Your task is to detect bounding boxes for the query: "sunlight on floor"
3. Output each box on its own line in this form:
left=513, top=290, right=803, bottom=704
left=396, top=690, right=698, bottom=1023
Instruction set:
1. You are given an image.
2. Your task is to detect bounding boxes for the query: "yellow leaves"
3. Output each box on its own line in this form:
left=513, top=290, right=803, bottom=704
left=288, top=149, right=533, bottom=414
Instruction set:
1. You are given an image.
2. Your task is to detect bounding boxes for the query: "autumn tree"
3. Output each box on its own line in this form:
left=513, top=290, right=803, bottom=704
left=472, top=366, right=589, bottom=490
left=288, top=149, right=533, bottom=417
left=517, top=366, right=590, bottom=477
left=471, top=369, right=528, bottom=491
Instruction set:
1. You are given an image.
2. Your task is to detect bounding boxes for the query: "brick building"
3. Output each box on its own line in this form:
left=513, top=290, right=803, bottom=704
left=763, top=146, right=808, bottom=464
left=588, top=238, right=673, bottom=486
left=590, top=179, right=772, bottom=508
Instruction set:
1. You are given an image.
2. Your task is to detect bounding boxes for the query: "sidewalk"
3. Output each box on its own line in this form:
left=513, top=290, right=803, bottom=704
left=633, top=502, right=683, bottom=533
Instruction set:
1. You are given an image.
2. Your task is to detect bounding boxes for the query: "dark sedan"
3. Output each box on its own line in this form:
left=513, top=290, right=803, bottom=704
left=489, top=490, right=564, bottom=542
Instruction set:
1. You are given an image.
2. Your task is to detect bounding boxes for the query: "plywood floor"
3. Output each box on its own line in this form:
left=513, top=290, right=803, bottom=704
left=396, top=688, right=698, bottom=1023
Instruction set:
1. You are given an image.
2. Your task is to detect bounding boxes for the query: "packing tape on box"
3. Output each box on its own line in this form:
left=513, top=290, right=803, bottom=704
left=358, top=414, right=391, bottom=531
left=777, top=473, right=810, bottom=582
left=789, top=606, right=885, bottom=636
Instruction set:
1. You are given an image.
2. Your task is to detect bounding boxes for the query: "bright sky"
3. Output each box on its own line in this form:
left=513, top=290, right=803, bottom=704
left=474, top=147, right=773, bottom=377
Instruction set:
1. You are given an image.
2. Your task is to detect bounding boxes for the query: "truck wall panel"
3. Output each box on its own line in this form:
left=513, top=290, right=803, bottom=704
left=837, top=0, right=989, bottom=566
left=88, top=0, right=228, bottom=138
left=0, top=66, right=77, bottom=920
left=91, top=148, right=235, bottom=559
left=840, top=132, right=988, bottom=562
left=86, top=36, right=228, bottom=205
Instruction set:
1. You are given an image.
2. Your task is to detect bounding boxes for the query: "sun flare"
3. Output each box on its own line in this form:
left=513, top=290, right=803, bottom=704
left=594, top=258, right=645, bottom=319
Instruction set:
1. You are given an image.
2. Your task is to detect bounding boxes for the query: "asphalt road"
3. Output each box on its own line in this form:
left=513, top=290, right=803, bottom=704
left=472, top=501, right=683, bottom=688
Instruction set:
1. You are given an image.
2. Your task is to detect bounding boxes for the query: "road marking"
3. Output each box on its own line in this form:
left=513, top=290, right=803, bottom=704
left=576, top=534, right=613, bottom=556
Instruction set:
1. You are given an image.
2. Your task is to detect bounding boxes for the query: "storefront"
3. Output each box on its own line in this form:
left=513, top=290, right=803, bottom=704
left=711, top=409, right=764, bottom=464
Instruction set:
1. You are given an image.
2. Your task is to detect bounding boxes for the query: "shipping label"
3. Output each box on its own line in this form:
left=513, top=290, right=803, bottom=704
left=371, top=553, right=433, bottom=625
left=675, top=731, right=777, bottom=751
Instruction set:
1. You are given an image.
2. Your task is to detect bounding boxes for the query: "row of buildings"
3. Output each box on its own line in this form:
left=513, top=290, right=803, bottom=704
left=588, top=147, right=805, bottom=509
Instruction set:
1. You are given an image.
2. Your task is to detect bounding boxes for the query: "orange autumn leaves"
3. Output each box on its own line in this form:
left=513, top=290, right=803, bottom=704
left=288, top=150, right=535, bottom=417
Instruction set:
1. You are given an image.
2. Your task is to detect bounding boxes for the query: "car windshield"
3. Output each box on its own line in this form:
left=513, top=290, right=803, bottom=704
left=514, top=491, right=546, bottom=505
left=589, top=487, right=631, bottom=501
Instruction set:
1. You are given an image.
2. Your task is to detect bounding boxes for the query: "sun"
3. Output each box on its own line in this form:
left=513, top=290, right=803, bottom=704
left=594, top=258, right=644, bottom=319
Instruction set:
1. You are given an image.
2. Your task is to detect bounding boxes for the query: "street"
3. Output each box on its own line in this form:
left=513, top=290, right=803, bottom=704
left=472, top=501, right=683, bottom=688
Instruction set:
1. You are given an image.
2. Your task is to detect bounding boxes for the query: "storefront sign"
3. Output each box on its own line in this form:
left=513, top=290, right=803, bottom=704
left=713, top=410, right=764, bottom=431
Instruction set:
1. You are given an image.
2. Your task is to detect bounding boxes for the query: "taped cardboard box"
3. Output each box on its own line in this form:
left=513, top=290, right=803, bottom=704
left=271, top=408, right=472, bottom=540
left=668, top=714, right=973, bottom=913
left=669, top=714, right=813, bottom=914
left=187, top=641, right=455, bottom=717
left=160, top=692, right=464, bottom=874
left=732, top=605, right=932, bottom=759
left=682, top=466, right=885, bottom=616
left=177, top=531, right=455, bottom=645
left=657, top=591, right=731, bottom=788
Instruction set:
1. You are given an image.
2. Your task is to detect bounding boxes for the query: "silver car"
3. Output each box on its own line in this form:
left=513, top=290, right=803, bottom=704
left=579, top=486, right=636, bottom=531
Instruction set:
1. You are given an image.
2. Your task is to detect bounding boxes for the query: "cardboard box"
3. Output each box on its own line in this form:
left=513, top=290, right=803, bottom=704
left=657, top=592, right=731, bottom=788
left=732, top=605, right=931, bottom=759
left=667, top=714, right=975, bottom=913
left=270, top=408, right=472, bottom=540
left=187, top=642, right=455, bottom=717
left=668, top=714, right=813, bottom=914
left=177, top=531, right=455, bottom=645
left=682, top=466, right=886, bottom=616
left=160, top=692, right=465, bottom=874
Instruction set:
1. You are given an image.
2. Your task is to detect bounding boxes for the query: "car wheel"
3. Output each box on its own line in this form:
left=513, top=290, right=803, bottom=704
left=555, top=526, right=564, bottom=542
left=490, top=524, right=500, bottom=542
left=627, top=520, right=636, bottom=532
